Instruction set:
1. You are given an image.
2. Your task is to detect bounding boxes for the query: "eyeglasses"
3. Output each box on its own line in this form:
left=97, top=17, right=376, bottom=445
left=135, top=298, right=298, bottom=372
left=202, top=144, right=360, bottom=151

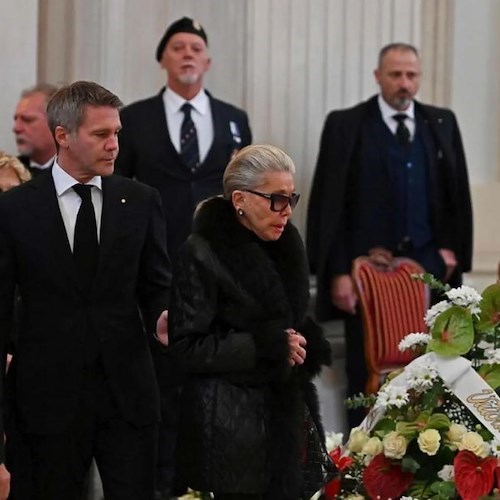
left=244, top=189, right=300, bottom=212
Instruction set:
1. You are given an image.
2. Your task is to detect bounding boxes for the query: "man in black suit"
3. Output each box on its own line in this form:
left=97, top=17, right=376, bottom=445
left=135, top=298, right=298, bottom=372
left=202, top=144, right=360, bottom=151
left=0, top=81, right=171, bottom=500
left=307, top=43, right=472, bottom=427
left=115, top=17, right=252, bottom=260
left=115, top=17, right=251, bottom=498
left=13, top=83, right=58, bottom=177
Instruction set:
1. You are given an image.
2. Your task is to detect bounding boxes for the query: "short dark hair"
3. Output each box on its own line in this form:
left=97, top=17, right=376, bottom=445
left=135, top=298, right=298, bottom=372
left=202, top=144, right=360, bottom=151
left=378, top=43, right=419, bottom=67
left=46, top=81, right=123, bottom=136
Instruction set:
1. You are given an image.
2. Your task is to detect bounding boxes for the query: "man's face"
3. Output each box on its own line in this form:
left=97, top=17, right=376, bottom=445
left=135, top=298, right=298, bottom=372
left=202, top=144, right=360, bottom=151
left=13, top=92, right=55, bottom=160
left=374, top=49, right=421, bottom=111
left=57, top=105, right=121, bottom=183
left=160, top=32, right=211, bottom=87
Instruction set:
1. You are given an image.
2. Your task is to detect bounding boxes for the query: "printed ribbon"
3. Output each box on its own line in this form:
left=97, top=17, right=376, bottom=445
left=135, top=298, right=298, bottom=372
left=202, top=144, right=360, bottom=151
left=357, top=352, right=500, bottom=440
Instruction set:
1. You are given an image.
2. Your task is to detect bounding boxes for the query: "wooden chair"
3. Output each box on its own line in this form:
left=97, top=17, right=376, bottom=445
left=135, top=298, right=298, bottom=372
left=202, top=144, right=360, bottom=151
left=352, top=256, right=429, bottom=395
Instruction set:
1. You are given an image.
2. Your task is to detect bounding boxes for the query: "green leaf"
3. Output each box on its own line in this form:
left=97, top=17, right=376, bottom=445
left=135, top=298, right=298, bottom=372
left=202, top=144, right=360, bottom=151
left=428, top=306, right=474, bottom=356
left=372, top=418, right=396, bottom=434
left=427, top=413, right=451, bottom=431
left=430, top=480, right=456, bottom=499
left=477, top=283, right=500, bottom=332
left=401, top=455, right=421, bottom=474
left=407, top=480, right=434, bottom=499
left=478, top=363, right=500, bottom=390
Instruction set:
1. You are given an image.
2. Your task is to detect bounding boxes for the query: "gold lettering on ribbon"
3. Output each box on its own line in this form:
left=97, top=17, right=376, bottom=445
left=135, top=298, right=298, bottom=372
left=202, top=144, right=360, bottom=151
left=467, top=389, right=500, bottom=431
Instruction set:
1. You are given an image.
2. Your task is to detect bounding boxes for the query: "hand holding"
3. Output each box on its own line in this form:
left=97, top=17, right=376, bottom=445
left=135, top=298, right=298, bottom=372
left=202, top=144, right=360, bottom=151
left=439, top=248, right=457, bottom=282
left=331, top=275, right=358, bottom=314
left=155, top=310, right=169, bottom=346
left=286, top=328, right=307, bottom=366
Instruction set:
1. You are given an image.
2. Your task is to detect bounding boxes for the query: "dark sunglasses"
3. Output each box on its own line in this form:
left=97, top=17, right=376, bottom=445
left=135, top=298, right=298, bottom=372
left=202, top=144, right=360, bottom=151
left=244, top=189, right=300, bottom=212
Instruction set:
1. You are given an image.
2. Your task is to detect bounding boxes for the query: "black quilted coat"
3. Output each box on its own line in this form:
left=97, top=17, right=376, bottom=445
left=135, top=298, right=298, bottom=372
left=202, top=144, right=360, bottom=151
left=168, top=196, right=331, bottom=499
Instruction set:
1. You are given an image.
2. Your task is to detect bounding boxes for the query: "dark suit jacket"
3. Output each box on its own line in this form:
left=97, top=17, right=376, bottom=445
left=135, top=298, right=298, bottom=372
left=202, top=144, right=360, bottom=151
left=307, top=95, right=473, bottom=321
left=0, top=170, right=171, bottom=461
left=115, top=88, right=252, bottom=259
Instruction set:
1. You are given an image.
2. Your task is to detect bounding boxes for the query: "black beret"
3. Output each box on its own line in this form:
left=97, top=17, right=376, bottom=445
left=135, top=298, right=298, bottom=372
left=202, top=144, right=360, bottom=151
left=155, top=17, right=208, bottom=62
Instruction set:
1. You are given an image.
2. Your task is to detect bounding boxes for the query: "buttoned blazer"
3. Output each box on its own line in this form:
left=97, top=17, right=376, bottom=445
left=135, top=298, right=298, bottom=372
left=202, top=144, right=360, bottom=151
left=0, top=170, right=171, bottom=460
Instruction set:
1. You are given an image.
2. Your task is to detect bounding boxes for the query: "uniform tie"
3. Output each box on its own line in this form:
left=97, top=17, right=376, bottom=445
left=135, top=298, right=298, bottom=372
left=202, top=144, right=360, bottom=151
left=180, top=103, right=200, bottom=173
left=393, top=113, right=410, bottom=146
left=73, top=184, right=98, bottom=294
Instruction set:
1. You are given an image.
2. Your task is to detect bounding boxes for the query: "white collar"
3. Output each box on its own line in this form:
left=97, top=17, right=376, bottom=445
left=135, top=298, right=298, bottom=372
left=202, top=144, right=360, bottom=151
left=377, top=94, right=415, bottom=122
left=165, top=87, right=210, bottom=116
left=52, top=160, right=102, bottom=196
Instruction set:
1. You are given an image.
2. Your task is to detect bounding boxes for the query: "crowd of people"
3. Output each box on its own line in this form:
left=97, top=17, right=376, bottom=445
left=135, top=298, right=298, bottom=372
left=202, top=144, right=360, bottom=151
left=0, top=15, right=471, bottom=500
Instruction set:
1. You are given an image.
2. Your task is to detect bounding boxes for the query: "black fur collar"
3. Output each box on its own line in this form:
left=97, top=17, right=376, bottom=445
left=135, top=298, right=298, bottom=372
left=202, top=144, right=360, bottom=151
left=193, top=196, right=310, bottom=327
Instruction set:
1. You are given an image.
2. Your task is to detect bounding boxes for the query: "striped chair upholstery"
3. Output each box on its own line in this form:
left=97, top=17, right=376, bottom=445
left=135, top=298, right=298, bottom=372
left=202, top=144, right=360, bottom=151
left=352, top=256, right=429, bottom=395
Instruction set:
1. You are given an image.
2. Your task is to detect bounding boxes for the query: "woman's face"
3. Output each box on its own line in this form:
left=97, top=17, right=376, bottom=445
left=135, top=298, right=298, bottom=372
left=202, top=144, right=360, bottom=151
left=0, top=166, right=21, bottom=192
left=234, top=170, right=298, bottom=241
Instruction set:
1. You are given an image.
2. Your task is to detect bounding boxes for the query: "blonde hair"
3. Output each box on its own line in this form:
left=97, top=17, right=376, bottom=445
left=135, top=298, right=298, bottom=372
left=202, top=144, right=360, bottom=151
left=222, top=144, right=296, bottom=199
left=0, top=151, right=32, bottom=184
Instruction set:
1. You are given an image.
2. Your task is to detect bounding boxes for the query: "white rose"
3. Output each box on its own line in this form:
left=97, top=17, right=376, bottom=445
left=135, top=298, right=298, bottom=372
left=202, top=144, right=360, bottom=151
left=383, top=431, right=407, bottom=459
left=417, top=429, right=441, bottom=456
left=458, top=432, right=488, bottom=458
left=361, top=437, right=383, bottom=457
left=347, top=428, right=370, bottom=453
left=446, top=423, right=467, bottom=450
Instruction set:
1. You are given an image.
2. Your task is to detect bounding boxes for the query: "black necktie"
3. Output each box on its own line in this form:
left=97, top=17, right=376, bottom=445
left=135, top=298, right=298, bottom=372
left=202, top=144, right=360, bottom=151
left=393, top=113, right=410, bottom=146
left=73, top=184, right=98, bottom=294
left=180, top=103, right=200, bottom=173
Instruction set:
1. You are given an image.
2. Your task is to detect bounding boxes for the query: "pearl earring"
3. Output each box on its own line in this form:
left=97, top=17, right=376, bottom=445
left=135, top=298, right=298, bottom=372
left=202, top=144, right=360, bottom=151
left=237, top=208, right=244, bottom=216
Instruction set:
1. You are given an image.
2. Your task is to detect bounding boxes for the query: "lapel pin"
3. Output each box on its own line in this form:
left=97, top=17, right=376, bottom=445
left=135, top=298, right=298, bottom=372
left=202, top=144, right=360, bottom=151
left=121, top=198, right=126, bottom=204
left=438, top=118, right=443, bottom=123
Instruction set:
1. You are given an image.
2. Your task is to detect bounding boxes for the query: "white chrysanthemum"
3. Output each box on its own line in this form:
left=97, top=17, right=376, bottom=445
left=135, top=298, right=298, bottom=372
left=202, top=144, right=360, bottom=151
left=489, top=437, right=500, bottom=457
left=325, top=431, right=344, bottom=452
left=484, top=348, right=500, bottom=364
left=445, top=285, right=482, bottom=314
left=398, top=332, right=431, bottom=352
left=375, top=384, right=409, bottom=409
left=424, top=300, right=452, bottom=328
left=478, top=340, right=494, bottom=350
left=405, top=360, right=439, bottom=391
left=437, top=464, right=455, bottom=481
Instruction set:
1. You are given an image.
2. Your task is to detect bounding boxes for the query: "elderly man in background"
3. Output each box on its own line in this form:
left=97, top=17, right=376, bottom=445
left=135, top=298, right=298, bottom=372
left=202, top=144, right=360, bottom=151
left=307, top=42, right=472, bottom=429
left=13, top=83, right=58, bottom=177
left=115, top=17, right=252, bottom=499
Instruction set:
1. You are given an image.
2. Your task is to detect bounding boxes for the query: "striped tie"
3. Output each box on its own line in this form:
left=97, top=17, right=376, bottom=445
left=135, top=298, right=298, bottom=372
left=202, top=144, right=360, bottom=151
left=180, top=103, right=200, bottom=173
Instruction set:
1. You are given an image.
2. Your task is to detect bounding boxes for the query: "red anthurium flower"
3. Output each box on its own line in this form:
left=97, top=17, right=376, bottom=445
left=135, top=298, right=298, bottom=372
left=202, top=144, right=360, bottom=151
left=454, top=450, right=496, bottom=500
left=329, top=447, right=354, bottom=471
left=323, top=477, right=341, bottom=500
left=363, top=453, right=413, bottom=499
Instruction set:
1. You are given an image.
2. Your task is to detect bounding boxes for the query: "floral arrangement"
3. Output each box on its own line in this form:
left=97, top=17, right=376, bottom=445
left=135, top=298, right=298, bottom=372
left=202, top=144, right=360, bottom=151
left=323, top=275, right=500, bottom=500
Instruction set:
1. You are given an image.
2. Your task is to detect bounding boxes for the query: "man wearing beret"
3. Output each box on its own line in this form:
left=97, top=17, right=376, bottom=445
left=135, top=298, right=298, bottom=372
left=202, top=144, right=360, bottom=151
left=116, top=16, right=252, bottom=260
left=115, top=17, right=252, bottom=500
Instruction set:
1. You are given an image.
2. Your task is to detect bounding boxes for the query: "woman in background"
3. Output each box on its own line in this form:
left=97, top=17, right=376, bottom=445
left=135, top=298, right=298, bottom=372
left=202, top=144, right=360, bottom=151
left=168, top=144, right=331, bottom=500
left=0, top=151, right=31, bottom=192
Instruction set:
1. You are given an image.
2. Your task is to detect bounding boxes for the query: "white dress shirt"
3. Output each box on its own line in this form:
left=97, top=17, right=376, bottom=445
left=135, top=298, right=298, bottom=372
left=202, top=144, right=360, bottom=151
left=163, top=87, right=214, bottom=162
left=378, top=94, right=416, bottom=140
left=52, top=160, right=103, bottom=251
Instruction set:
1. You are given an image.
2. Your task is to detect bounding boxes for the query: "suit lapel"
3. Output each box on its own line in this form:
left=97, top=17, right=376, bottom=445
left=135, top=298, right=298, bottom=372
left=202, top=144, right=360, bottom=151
left=29, top=170, right=79, bottom=290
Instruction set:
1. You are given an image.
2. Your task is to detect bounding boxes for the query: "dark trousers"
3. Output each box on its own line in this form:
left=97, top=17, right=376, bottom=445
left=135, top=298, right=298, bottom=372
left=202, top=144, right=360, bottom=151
left=6, top=362, right=158, bottom=500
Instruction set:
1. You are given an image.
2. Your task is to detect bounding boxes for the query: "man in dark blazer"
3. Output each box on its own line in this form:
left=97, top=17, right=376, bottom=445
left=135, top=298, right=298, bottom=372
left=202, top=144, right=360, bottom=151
left=115, top=17, right=251, bottom=498
left=13, top=83, right=58, bottom=177
left=115, top=17, right=252, bottom=260
left=307, top=43, right=472, bottom=427
left=0, top=81, right=171, bottom=500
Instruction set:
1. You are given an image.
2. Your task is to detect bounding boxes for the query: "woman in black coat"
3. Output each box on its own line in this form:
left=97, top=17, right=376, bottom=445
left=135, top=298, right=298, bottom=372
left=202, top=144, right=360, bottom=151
left=168, top=144, right=332, bottom=500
